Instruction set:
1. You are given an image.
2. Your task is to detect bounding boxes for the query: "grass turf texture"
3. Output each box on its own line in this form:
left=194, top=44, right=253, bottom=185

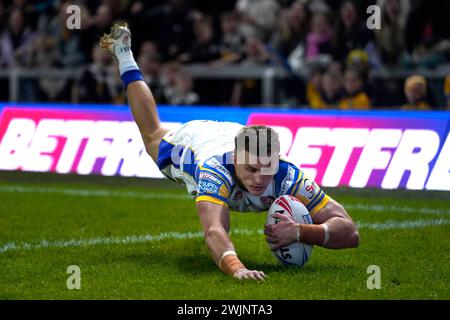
left=0, top=171, right=449, bottom=300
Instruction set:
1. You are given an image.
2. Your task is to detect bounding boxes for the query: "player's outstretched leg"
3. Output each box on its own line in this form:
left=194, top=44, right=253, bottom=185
left=100, top=23, right=168, bottom=162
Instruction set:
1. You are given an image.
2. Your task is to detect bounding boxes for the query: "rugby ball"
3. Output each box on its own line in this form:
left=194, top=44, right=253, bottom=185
left=266, top=195, right=313, bottom=267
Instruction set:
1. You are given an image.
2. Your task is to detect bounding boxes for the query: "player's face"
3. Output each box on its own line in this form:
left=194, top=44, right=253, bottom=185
left=234, top=152, right=279, bottom=196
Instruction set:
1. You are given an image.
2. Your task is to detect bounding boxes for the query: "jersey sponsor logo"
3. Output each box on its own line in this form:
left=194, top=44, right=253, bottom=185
left=199, top=172, right=222, bottom=186
left=198, top=180, right=219, bottom=194
left=218, top=184, right=230, bottom=198
left=302, top=214, right=313, bottom=225
left=204, top=158, right=234, bottom=185
left=280, top=165, right=295, bottom=195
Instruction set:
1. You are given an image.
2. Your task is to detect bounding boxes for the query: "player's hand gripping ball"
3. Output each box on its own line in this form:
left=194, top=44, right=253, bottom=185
left=265, top=195, right=313, bottom=267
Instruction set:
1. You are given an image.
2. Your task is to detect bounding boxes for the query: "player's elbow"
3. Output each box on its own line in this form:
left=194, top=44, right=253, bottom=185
left=347, top=225, right=360, bottom=248
left=349, top=230, right=360, bottom=248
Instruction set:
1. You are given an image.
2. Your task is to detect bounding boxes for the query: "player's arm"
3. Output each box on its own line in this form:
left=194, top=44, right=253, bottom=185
left=309, top=198, right=359, bottom=248
left=265, top=165, right=359, bottom=249
left=196, top=201, right=265, bottom=281
left=265, top=198, right=359, bottom=249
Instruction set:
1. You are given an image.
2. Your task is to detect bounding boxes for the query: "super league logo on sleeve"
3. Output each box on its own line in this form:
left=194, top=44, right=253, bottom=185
left=303, top=179, right=316, bottom=200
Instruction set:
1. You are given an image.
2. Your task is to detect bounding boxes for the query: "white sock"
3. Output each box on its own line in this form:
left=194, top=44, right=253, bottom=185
left=115, top=45, right=139, bottom=76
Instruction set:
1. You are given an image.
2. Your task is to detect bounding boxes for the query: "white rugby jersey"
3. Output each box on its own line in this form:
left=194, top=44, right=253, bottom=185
left=157, top=120, right=329, bottom=216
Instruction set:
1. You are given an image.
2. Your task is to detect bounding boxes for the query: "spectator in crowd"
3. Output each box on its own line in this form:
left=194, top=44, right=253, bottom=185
left=271, top=0, right=310, bottom=59
left=159, top=62, right=182, bottom=104
left=345, top=49, right=370, bottom=77
left=445, top=75, right=450, bottom=110
left=165, top=69, right=199, bottom=105
left=402, top=0, right=450, bottom=69
left=401, top=39, right=448, bottom=70
left=213, top=11, right=245, bottom=66
left=305, top=11, right=333, bottom=61
left=72, top=44, right=120, bottom=104
left=82, top=3, right=115, bottom=57
left=306, top=65, right=324, bottom=108
left=31, top=33, right=59, bottom=100
left=375, top=0, right=410, bottom=66
left=230, top=36, right=275, bottom=106
left=0, top=7, right=36, bottom=67
left=101, top=0, right=130, bottom=21
left=7, top=0, right=40, bottom=30
left=139, top=0, right=199, bottom=61
left=401, top=75, right=431, bottom=110
left=177, top=15, right=221, bottom=63
left=0, top=7, right=41, bottom=101
left=0, top=2, right=5, bottom=33
left=138, top=41, right=165, bottom=103
left=333, top=0, right=374, bottom=63
left=46, top=2, right=89, bottom=68
left=339, top=67, right=371, bottom=110
left=240, top=36, right=274, bottom=66
left=319, top=66, right=345, bottom=108
left=1, top=0, right=449, bottom=107
left=404, top=0, right=450, bottom=55
left=235, top=0, right=281, bottom=42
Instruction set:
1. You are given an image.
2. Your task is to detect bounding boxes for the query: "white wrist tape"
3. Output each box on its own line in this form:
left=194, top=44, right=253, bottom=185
left=322, top=223, right=330, bottom=246
left=296, top=223, right=301, bottom=242
left=219, top=250, right=237, bottom=269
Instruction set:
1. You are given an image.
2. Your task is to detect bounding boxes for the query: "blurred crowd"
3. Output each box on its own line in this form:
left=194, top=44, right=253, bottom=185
left=1, top=0, right=450, bottom=109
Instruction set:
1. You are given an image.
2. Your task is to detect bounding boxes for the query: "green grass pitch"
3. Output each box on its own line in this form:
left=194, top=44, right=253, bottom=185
left=0, top=171, right=449, bottom=300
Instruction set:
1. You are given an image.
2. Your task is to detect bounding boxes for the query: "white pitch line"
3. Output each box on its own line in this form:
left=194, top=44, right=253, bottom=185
left=1, top=219, right=449, bottom=254
left=356, top=218, right=450, bottom=230
left=0, top=185, right=192, bottom=200
left=343, top=204, right=449, bottom=216
left=0, top=228, right=259, bottom=254
left=0, top=184, right=448, bottom=216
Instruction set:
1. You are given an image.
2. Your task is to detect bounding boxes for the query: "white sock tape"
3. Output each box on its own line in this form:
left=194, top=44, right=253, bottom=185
left=219, top=250, right=237, bottom=269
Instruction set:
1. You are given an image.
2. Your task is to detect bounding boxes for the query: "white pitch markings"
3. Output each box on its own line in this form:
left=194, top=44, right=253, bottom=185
left=344, top=203, right=449, bottom=216
left=0, top=184, right=449, bottom=215
left=0, top=185, right=192, bottom=200
left=0, top=229, right=259, bottom=254
left=1, top=219, right=449, bottom=254
left=356, top=218, right=450, bottom=230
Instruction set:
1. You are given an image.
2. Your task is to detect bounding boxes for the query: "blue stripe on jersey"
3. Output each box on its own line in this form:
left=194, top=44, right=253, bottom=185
left=274, top=160, right=289, bottom=196
left=307, top=191, right=325, bottom=211
left=291, top=171, right=304, bottom=196
left=182, top=147, right=198, bottom=178
left=286, top=168, right=299, bottom=195
left=157, top=139, right=175, bottom=170
left=157, top=140, right=198, bottom=177
left=306, top=190, right=321, bottom=209
left=222, top=153, right=236, bottom=175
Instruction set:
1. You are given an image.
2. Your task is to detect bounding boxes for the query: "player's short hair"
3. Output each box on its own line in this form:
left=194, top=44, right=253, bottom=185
left=234, top=125, right=280, bottom=157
